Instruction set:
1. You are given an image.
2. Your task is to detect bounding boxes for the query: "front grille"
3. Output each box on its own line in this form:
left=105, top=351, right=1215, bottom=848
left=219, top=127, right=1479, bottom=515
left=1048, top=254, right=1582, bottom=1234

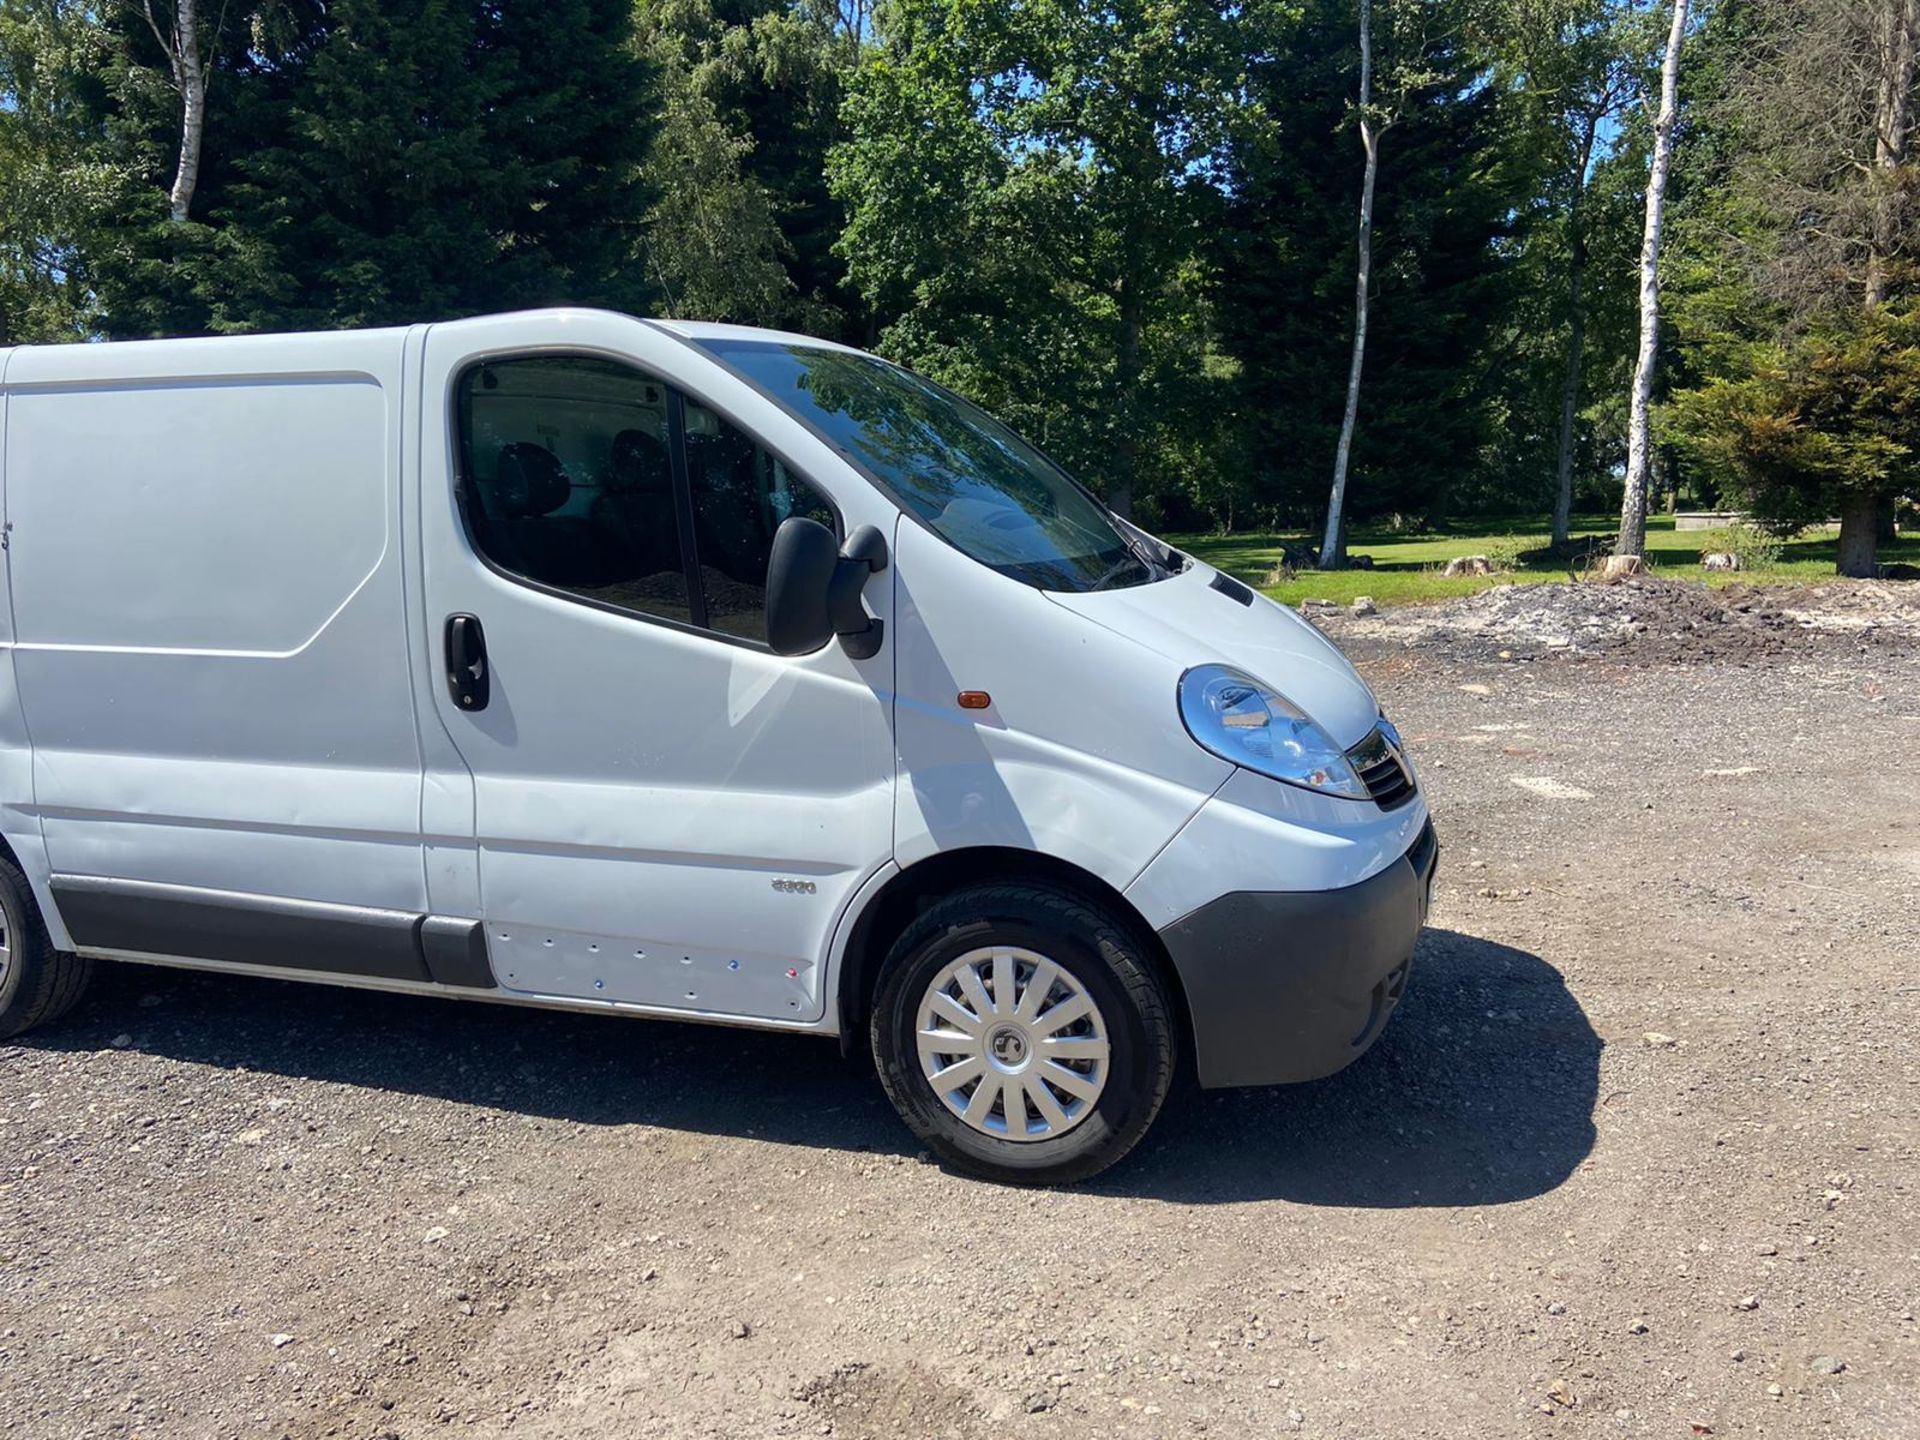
left=1348, top=725, right=1416, bottom=809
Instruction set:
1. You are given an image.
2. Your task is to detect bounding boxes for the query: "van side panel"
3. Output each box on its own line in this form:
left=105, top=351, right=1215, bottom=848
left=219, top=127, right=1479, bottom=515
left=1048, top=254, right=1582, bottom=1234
left=4, top=334, right=428, bottom=938
left=890, top=520, right=1228, bottom=892
left=0, top=344, right=66, bottom=943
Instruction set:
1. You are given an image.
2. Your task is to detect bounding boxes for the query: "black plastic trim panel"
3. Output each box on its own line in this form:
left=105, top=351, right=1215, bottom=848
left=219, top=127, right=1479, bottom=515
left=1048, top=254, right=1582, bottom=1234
left=1157, top=820, right=1438, bottom=1089
left=51, top=876, right=495, bottom=989
left=418, top=915, right=496, bottom=989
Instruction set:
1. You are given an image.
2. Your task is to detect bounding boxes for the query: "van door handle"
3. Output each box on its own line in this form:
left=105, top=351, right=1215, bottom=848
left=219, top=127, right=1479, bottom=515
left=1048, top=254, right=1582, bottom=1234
left=444, top=613, right=490, bottom=711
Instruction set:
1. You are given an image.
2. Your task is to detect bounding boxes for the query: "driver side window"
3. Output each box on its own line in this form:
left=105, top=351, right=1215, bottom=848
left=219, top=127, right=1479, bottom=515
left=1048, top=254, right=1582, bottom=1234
left=457, top=358, right=834, bottom=645
left=683, top=399, right=836, bottom=641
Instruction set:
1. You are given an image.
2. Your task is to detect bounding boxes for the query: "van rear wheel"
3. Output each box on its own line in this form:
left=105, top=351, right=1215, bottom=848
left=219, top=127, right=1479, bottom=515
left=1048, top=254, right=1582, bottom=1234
left=871, top=883, right=1176, bottom=1185
left=0, top=854, right=94, bottom=1040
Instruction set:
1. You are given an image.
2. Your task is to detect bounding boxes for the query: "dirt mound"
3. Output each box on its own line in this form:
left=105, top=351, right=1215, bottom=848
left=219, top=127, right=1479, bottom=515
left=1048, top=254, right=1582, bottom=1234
left=1319, top=575, right=1920, bottom=664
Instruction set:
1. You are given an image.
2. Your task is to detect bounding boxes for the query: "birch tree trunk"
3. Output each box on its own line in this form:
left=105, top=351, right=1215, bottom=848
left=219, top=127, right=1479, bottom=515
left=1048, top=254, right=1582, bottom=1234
left=1320, top=0, right=1377, bottom=570
left=1615, top=0, right=1690, bottom=562
left=144, top=0, right=209, bottom=224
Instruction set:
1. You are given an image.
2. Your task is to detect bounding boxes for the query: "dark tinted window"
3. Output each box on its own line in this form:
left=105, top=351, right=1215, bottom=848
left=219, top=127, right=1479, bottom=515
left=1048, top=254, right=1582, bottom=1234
left=459, top=356, right=691, bottom=625
left=684, top=400, right=836, bottom=641
left=456, top=357, right=836, bottom=644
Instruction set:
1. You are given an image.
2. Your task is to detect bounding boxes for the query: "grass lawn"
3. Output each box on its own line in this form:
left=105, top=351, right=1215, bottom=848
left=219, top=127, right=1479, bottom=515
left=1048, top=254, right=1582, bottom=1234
left=1172, top=514, right=1920, bottom=608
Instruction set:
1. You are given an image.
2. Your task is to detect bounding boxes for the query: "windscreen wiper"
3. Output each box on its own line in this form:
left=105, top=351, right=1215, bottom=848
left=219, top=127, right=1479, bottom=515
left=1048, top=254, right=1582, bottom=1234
left=1090, top=552, right=1154, bottom=591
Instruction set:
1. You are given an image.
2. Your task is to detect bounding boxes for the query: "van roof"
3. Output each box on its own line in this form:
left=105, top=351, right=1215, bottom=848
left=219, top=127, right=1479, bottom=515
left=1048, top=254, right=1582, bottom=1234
left=0, top=310, right=869, bottom=380
left=644, top=317, right=868, bottom=356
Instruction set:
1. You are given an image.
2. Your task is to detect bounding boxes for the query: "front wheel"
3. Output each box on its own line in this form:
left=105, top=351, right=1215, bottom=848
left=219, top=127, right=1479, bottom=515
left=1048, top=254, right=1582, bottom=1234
left=871, top=883, right=1177, bottom=1185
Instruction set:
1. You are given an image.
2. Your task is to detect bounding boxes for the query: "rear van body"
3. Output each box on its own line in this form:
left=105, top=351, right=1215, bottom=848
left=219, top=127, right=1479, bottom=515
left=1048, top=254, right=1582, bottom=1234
left=0, top=309, right=1434, bottom=1182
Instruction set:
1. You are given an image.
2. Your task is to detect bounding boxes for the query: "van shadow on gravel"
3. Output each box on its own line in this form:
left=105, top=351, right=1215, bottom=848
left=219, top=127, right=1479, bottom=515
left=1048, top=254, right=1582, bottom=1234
left=41, top=959, right=910, bottom=1155
left=35, top=926, right=1596, bottom=1207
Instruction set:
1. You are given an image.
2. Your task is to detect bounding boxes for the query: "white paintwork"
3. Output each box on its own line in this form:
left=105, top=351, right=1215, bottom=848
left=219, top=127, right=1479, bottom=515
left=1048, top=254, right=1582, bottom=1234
left=1047, top=560, right=1381, bottom=750
left=1126, top=766, right=1430, bottom=933
left=0, top=345, right=59, bottom=943
left=413, top=312, right=895, bottom=1024
left=0, top=308, right=1416, bottom=1038
left=891, top=518, right=1229, bottom=893
left=5, top=332, right=428, bottom=929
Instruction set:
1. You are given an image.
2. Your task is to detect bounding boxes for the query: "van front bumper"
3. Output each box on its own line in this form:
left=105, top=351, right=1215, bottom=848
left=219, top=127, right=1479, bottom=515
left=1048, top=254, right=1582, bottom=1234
left=1157, top=820, right=1437, bottom=1089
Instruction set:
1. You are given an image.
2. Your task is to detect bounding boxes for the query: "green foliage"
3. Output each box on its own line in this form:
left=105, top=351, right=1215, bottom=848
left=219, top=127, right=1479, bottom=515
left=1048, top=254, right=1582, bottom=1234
left=1474, top=0, right=1650, bottom=517
left=1481, top=534, right=1527, bottom=572
left=0, top=0, right=1908, bottom=583
left=80, top=0, right=661, bottom=335
left=1720, top=518, right=1784, bottom=570
left=0, top=0, right=131, bottom=342
left=639, top=47, right=795, bottom=324
left=636, top=0, right=862, bottom=337
left=1216, top=0, right=1526, bottom=530
left=828, top=0, right=1256, bottom=514
left=1668, top=310, right=1920, bottom=526
left=1665, top=0, right=1920, bottom=569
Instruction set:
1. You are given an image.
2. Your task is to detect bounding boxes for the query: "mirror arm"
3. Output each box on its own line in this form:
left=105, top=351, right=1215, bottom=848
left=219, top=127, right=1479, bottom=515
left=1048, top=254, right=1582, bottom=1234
left=830, top=524, right=888, bottom=660
left=841, top=524, right=888, bottom=574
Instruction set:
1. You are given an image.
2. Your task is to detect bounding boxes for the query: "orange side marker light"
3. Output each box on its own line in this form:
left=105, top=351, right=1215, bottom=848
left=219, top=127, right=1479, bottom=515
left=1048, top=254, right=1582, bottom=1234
left=957, top=691, right=992, bottom=710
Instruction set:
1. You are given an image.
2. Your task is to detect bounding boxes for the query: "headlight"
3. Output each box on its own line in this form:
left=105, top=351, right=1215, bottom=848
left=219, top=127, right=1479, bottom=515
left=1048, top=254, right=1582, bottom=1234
left=1178, top=664, right=1370, bottom=799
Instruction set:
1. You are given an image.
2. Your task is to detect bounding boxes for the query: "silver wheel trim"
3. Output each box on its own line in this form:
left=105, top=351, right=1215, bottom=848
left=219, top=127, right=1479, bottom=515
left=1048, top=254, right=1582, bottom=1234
left=0, top=909, right=10, bottom=989
left=914, top=945, right=1111, bottom=1143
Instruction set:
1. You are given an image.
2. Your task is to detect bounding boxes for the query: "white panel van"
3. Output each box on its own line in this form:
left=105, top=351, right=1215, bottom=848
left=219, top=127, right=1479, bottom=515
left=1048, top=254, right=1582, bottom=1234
left=0, top=310, right=1435, bottom=1183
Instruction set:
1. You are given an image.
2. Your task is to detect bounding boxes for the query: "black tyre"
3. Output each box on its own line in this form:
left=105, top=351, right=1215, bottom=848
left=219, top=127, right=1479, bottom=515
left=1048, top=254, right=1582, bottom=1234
left=871, top=882, right=1177, bottom=1185
left=0, top=853, right=94, bottom=1040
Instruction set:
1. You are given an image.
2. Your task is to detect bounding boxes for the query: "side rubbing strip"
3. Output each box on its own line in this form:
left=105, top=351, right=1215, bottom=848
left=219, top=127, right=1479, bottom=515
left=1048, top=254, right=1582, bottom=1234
left=418, top=915, right=495, bottom=989
left=52, top=876, right=432, bottom=983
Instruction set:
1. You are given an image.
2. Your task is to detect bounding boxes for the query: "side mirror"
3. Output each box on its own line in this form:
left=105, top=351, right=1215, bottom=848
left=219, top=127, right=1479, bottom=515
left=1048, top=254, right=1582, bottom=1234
left=765, top=517, right=888, bottom=659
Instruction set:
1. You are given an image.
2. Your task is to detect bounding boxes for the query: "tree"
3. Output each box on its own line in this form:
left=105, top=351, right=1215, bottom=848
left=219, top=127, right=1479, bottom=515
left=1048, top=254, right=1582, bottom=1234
left=83, top=0, right=662, bottom=335
left=1320, top=0, right=1377, bottom=566
left=1711, top=0, right=1916, bottom=322
left=1614, top=0, right=1689, bottom=564
left=137, top=0, right=223, bottom=222
left=1317, top=0, right=1489, bottom=564
left=831, top=0, right=1251, bottom=518
left=1501, top=0, right=1637, bottom=545
left=1867, top=1, right=1919, bottom=312
left=0, top=1, right=131, bottom=342
left=1667, top=0, right=1920, bottom=573
left=1670, top=313, right=1920, bottom=569
left=637, top=0, right=864, bottom=337
left=635, top=25, right=794, bottom=323
left=1218, top=0, right=1516, bottom=534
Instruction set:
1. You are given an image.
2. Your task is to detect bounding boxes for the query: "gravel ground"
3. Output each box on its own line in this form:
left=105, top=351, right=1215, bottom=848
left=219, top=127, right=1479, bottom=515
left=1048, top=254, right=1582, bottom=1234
left=3, top=578, right=1917, bottom=1439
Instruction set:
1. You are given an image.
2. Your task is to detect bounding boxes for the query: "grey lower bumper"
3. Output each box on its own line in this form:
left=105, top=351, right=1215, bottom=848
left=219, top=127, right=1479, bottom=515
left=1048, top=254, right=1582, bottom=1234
left=1158, top=820, right=1437, bottom=1089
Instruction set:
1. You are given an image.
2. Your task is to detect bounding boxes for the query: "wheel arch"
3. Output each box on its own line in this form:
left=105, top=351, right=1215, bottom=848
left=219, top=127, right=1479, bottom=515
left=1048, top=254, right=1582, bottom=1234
left=0, top=821, right=69, bottom=949
left=834, top=845, right=1192, bottom=1062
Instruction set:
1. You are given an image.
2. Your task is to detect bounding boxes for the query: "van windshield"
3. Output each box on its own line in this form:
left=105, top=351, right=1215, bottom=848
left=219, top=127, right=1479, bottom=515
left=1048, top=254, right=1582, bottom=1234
left=693, top=338, right=1161, bottom=593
